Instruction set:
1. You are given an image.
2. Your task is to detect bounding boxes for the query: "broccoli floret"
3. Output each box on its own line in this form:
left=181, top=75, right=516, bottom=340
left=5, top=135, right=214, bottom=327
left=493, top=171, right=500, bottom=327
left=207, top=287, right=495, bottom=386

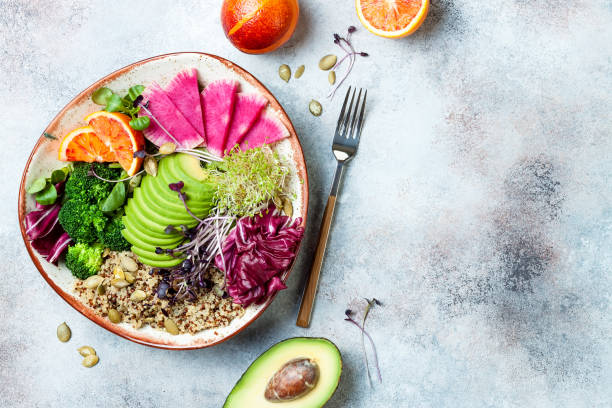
left=66, top=243, right=104, bottom=279
left=97, top=216, right=130, bottom=251
left=58, top=199, right=107, bottom=244
left=64, top=162, right=121, bottom=204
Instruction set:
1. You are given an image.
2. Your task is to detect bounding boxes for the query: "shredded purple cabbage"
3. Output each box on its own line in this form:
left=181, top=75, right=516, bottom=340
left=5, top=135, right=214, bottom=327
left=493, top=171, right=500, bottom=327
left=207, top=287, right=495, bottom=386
left=215, top=206, right=303, bottom=306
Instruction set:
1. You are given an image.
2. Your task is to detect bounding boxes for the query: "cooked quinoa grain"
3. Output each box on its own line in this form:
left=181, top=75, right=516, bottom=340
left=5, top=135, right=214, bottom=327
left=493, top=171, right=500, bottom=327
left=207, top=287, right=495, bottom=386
left=74, top=251, right=245, bottom=334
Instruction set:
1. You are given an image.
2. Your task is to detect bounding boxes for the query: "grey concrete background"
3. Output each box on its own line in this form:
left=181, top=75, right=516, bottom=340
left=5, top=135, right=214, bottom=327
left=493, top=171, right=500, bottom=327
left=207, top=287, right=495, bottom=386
left=1, top=0, right=611, bottom=406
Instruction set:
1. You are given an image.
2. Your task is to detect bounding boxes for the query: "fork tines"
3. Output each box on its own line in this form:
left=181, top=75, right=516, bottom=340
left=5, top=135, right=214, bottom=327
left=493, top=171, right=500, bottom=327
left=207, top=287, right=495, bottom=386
left=334, top=87, right=367, bottom=144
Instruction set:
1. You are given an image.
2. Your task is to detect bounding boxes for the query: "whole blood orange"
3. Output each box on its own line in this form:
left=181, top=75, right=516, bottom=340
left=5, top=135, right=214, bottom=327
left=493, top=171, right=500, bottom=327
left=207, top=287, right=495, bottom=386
left=221, top=0, right=299, bottom=54
left=356, top=0, right=429, bottom=38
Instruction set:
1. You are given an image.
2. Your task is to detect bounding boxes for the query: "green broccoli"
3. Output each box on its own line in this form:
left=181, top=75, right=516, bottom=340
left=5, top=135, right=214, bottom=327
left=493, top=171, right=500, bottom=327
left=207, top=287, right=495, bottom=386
left=64, top=162, right=121, bottom=204
left=58, top=199, right=107, bottom=244
left=97, top=216, right=130, bottom=251
left=66, top=243, right=104, bottom=279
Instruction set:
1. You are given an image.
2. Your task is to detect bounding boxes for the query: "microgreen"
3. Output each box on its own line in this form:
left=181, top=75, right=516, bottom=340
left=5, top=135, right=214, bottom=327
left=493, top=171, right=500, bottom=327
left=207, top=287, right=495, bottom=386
left=92, top=85, right=149, bottom=130
left=345, top=298, right=382, bottom=386
left=27, top=177, right=47, bottom=194
left=43, top=132, right=58, bottom=140
left=328, top=26, right=369, bottom=99
left=35, top=183, right=58, bottom=206
left=209, top=146, right=288, bottom=217
left=28, top=166, right=70, bottom=204
left=99, top=181, right=126, bottom=213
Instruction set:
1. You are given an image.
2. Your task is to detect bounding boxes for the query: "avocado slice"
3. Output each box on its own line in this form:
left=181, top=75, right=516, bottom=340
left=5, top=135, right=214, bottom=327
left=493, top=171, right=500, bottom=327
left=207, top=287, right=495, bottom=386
left=122, top=214, right=180, bottom=241
left=132, top=251, right=184, bottom=268
left=121, top=226, right=183, bottom=251
left=130, top=245, right=183, bottom=267
left=224, top=337, right=342, bottom=408
left=132, top=188, right=195, bottom=225
left=145, top=170, right=210, bottom=214
left=160, top=154, right=215, bottom=206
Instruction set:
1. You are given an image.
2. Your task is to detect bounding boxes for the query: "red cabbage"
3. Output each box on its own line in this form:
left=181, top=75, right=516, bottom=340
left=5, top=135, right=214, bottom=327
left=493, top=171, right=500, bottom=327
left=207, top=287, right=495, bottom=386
left=215, top=206, right=303, bottom=306
left=26, top=204, right=61, bottom=241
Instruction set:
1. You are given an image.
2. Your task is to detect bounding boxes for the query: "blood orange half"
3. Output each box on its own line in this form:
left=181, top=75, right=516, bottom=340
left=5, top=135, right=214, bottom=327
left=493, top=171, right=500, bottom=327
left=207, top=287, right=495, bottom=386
left=85, top=111, right=145, bottom=176
left=356, top=0, right=429, bottom=38
left=58, top=126, right=115, bottom=163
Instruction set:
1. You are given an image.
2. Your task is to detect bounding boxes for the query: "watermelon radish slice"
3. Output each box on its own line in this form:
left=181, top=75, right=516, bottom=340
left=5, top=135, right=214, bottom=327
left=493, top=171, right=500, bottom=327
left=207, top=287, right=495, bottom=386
left=240, top=112, right=289, bottom=150
left=164, top=68, right=205, bottom=140
left=140, top=82, right=205, bottom=149
left=224, top=93, right=268, bottom=155
left=201, top=79, right=239, bottom=156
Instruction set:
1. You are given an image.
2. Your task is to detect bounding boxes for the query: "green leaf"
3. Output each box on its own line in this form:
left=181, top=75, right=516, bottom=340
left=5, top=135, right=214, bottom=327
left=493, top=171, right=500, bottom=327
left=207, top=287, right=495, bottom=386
left=100, top=182, right=126, bottom=213
left=129, top=116, right=150, bottom=130
left=35, top=183, right=58, bottom=205
left=125, top=85, right=145, bottom=103
left=92, top=87, right=114, bottom=106
left=105, top=93, right=123, bottom=112
left=27, top=177, right=47, bottom=194
left=50, top=169, right=67, bottom=184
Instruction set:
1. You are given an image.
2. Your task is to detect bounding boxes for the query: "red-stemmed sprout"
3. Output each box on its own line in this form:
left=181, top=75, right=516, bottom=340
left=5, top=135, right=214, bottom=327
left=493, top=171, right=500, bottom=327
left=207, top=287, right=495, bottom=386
left=328, top=26, right=369, bottom=99
left=345, top=298, right=382, bottom=386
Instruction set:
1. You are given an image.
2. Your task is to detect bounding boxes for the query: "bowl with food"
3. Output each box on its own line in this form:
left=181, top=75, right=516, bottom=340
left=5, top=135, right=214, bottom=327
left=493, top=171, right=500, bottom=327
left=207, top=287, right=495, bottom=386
left=18, top=52, right=308, bottom=349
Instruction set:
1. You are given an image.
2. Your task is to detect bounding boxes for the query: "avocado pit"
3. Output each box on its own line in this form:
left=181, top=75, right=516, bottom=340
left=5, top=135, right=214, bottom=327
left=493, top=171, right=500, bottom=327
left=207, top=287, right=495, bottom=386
left=264, top=358, right=319, bottom=402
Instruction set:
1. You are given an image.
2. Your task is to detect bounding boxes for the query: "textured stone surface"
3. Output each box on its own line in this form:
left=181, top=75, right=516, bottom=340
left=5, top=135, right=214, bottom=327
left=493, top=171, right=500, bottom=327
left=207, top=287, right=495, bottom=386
left=1, top=0, right=611, bottom=406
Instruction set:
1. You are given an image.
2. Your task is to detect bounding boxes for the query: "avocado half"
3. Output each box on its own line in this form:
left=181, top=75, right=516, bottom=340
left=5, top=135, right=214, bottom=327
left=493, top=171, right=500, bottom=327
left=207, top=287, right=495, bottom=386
left=224, top=337, right=342, bottom=408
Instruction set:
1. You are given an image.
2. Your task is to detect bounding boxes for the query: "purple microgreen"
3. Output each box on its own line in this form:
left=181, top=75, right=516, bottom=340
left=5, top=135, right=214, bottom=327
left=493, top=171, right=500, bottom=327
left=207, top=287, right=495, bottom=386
left=164, top=225, right=178, bottom=234
left=344, top=298, right=382, bottom=386
left=133, top=95, right=144, bottom=107
left=133, top=149, right=147, bottom=159
left=328, top=26, right=368, bottom=99
left=168, top=181, right=184, bottom=192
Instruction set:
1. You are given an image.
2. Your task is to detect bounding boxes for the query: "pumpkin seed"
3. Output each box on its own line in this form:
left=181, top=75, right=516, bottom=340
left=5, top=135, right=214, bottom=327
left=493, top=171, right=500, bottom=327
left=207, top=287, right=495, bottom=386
left=111, top=278, right=130, bottom=289
left=319, top=54, right=337, bottom=71
left=120, top=256, right=138, bottom=272
left=102, top=247, right=110, bottom=257
left=294, top=65, right=305, bottom=79
left=108, top=308, right=122, bottom=323
left=328, top=70, right=336, bottom=85
left=112, top=267, right=125, bottom=280
left=273, top=194, right=284, bottom=208
left=278, top=64, right=291, bottom=82
left=309, top=100, right=322, bottom=117
left=124, top=271, right=136, bottom=284
left=283, top=198, right=293, bottom=218
left=159, top=142, right=176, bottom=155
left=84, top=275, right=103, bottom=289
left=130, top=289, right=147, bottom=302
left=144, top=156, right=158, bottom=176
left=56, top=322, right=71, bottom=342
left=164, top=318, right=180, bottom=335
left=97, top=283, right=106, bottom=295
left=128, top=173, right=142, bottom=193
left=77, top=346, right=96, bottom=357
left=82, top=354, right=99, bottom=368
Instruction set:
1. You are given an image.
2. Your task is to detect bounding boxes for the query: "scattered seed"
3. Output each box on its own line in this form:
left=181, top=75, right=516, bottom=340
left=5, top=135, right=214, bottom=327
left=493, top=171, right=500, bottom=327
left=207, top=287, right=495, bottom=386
left=279, top=64, right=291, bottom=82
left=84, top=275, right=103, bottom=289
left=164, top=318, right=180, bottom=335
left=128, top=173, right=142, bottom=193
left=144, top=156, right=158, bottom=177
left=319, top=54, right=337, bottom=71
left=108, top=308, right=122, bottom=324
left=82, top=354, right=99, bottom=368
left=111, top=278, right=130, bottom=289
left=130, top=289, right=147, bottom=302
left=97, top=283, right=106, bottom=295
left=309, top=100, right=322, bottom=117
left=124, top=271, right=136, bottom=284
left=273, top=194, right=284, bottom=208
left=120, top=256, right=138, bottom=272
left=77, top=346, right=96, bottom=357
left=283, top=198, right=293, bottom=218
left=112, top=267, right=125, bottom=280
left=102, top=248, right=110, bottom=257
left=294, top=65, right=305, bottom=79
left=159, top=142, right=176, bottom=155
left=56, top=322, right=71, bottom=342
left=328, top=71, right=336, bottom=85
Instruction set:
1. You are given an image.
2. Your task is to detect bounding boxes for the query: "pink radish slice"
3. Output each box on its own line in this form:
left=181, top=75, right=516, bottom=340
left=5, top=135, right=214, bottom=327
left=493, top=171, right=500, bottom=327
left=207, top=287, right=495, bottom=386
left=164, top=68, right=205, bottom=140
left=201, top=79, right=239, bottom=157
left=224, top=93, right=268, bottom=155
left=239, top=112, right=289, bottom=151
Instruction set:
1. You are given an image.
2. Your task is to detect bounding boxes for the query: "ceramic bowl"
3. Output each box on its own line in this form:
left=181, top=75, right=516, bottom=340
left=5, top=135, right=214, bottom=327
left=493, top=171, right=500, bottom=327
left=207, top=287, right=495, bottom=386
left=17, top=52, right=309, bottom=349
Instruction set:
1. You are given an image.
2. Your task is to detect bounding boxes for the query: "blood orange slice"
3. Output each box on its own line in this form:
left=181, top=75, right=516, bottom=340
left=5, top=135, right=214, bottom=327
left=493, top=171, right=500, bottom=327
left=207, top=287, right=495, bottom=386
left=356, top=0, right=429, bottom=38
left=58, top=126, right=115, bottom=162
left=85, top=111, right=145, bottom=176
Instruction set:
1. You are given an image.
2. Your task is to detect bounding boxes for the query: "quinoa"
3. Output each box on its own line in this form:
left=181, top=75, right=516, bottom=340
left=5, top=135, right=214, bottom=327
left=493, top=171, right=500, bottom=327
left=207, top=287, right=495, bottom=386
left=73, top=251, right=245, bottom=335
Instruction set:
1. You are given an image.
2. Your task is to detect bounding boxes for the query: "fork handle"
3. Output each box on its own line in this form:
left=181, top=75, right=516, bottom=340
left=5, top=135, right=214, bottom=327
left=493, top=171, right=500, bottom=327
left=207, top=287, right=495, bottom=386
left=296, top=163, right=344, bottom=328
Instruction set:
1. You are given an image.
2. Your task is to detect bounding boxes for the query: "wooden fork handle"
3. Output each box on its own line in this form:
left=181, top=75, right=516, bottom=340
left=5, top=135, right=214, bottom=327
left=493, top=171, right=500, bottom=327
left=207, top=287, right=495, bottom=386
left=296, top=194, right=338, bottom=328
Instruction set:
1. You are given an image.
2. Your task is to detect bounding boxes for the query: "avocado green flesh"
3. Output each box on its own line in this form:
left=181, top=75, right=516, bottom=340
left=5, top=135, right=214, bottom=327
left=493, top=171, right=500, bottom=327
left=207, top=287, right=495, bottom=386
left=223, top=338, right=342, bottom=408
left=122, top=154, right=216, bottom=268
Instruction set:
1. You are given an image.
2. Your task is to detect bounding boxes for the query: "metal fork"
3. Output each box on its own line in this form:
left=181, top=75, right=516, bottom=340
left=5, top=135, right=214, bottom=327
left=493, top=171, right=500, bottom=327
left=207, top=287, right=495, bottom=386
left=296, top=87, right=367, bottom=328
